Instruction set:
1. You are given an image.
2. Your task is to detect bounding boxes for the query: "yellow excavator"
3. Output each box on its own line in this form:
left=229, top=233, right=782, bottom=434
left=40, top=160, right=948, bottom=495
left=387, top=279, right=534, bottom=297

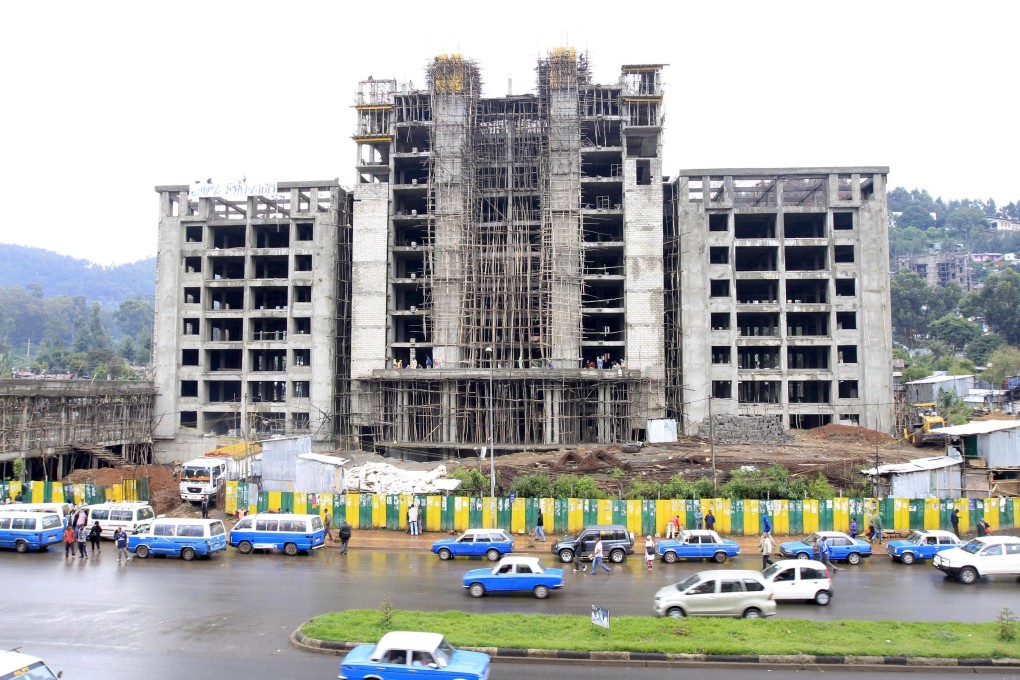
left=902, top=402, right=947, bottom=447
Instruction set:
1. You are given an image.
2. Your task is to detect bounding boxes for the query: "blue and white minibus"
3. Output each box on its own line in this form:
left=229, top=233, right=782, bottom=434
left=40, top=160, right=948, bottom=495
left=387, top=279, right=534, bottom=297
left=229, top=513, right=326, bottom=555
left=129, top=518, right=228, bottom=560
left=0, top=510, right=64, bottom=553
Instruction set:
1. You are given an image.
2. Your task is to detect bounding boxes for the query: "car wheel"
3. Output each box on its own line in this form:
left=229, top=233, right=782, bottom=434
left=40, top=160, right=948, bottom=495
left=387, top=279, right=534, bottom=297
left=237, top=540, right=253, bottom=555
left=814, top=590, right=831, bottom=606
left=559, top=549, right=574, bottom=563
left=534, top=585, right=549, bottom=599
left=15, top=540, right=29, bottom=554
left=284, top=542, right=298, bottom=556
left=958, top=567, right=978, bottom=585
left=486, top=548, right=500, bottom=562
left=666, top=607, right=685, bottom=618
left=135, top=545, right=150, bottom=559
left=846, top=552, right=861, bottom=565
left=713, top=551, right=727, bottom=564
left=900, top=552, right=915, bottom=565
left=438, top=548, right=452, bottom=561
left=796, top=552, right=809, bottom=560
left=181, top=547, right=196, bottom=562
left=469, top=583, right=485, bottom=598
left=609, top=549, right=625, bottom=563
left=742, top=607, right=763, bottom=619
left=664, top=551, right=678, bottom=564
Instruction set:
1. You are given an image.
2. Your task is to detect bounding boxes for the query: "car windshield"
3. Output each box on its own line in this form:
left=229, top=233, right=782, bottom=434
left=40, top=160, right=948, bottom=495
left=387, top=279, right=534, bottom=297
left=434, top=638, right=455, bottom=667
left=674, top=573, right=702, bottom=591
left=960, top=539, right=986, bottom=555
left=762, top=563, right=782, bottom=579
left=804, top=533, right=821, bottom=544
left=907, top=531, right=927, bottom=545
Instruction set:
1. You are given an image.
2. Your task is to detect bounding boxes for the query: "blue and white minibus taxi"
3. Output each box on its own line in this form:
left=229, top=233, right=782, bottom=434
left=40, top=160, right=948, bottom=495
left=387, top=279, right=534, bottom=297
left=229, top=512, right=326, bottom=556
left=0, top=509, right=64, bottom=553
left=0, top=649, right=61, bottom=679
left=129, top=517, right=228, bottom=561
left=10, top=503, right=73, bottom=526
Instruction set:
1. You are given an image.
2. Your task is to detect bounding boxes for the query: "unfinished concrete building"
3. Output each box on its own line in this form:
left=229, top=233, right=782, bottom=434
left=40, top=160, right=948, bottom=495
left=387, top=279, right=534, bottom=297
left=350, top=52, right=667, bottom=456
left=667, top=169, right=894, bottom=435
left=151, top=181, right=352, bottom=460
left=893, top=252, right=973, bottom=291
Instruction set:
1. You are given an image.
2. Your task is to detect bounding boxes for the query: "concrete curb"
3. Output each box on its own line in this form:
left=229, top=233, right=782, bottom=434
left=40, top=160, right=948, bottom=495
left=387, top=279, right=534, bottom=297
left=289, top=628, right=1020, bottom=668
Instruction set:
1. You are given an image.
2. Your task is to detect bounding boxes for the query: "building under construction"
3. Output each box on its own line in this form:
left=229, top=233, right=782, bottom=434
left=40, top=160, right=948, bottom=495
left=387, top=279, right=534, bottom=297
left=150, top=50, right=893, bottom=462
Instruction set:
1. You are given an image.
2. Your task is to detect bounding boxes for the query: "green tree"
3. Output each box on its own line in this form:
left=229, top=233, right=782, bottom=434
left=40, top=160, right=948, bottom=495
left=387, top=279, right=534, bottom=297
left=982, top=345, right=1020, bottom=387
left=896, top=205, right=935, bottom=229
left=966, top=334, right=1005, bottom=365
left=961, top=269, right=1020, bottom=345
left=552, top=474, right=604, bottom=499
left=929, top=314, right=979, bottom=351
left=508, top=473, right=554, bottom=499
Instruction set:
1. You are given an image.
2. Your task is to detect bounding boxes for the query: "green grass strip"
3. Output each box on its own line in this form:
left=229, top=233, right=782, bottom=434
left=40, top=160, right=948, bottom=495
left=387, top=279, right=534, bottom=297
left=302, top=609, right=1020, bottom=659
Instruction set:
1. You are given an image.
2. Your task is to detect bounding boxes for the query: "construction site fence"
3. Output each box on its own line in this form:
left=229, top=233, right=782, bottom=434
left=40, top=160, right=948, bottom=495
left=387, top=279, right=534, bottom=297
left=2, top=479, right=149, bottom=506
left=223, top=482, right=1020, bottom=537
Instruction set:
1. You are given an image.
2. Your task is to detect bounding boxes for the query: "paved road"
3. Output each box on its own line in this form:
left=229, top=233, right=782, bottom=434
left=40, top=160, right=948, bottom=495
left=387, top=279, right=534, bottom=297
left=1, top=545, right=1018, bottom=679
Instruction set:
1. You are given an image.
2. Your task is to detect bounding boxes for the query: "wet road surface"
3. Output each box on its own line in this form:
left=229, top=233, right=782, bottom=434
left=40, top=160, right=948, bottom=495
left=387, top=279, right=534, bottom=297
left=1, top=544, right=1018, bottom=679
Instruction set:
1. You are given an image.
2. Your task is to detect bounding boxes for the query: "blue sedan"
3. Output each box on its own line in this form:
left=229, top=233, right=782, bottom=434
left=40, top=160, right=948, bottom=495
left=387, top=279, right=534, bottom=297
left=657, top=529, right=741, bottom=563
left=887, top=530, right=962, bottom=564
left=432, top=528, right=514, bottom=561
left=463, top=555, right=564, bottom=599
left=339, top=631, right=490, bottom=680
left=779, top=531, right=873, bottom=564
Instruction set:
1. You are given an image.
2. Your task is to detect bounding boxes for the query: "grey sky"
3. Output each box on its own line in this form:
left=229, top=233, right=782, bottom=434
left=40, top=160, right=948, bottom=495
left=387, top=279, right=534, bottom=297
left=1, top=0, right=1016, bottom=265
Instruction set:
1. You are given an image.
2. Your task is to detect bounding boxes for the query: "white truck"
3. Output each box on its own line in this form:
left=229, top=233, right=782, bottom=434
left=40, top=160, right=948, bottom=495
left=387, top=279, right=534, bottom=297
left=179, top=457, right=232, bottom=503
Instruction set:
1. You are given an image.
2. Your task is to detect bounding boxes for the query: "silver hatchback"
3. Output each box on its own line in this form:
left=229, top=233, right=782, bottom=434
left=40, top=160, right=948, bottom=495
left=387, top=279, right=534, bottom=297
left=653, top=569, right=777, bottom=618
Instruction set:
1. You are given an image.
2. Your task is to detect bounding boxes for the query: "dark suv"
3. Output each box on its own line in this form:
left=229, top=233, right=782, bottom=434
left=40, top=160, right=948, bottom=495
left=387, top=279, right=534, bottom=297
left=551, top=524, right=635, bottom=563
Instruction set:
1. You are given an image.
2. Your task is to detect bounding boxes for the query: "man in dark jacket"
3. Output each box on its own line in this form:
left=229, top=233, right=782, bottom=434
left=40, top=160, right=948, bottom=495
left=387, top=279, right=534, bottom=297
left=338, top=520, right=352, bottom=555
left=950, top=508, right=960, bottom=536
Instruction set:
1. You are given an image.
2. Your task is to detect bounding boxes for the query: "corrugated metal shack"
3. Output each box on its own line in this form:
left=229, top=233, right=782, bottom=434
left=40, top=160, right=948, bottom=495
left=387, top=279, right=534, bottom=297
left=940, top=420, right=1020, bottom=496
left=253, top=436, right=312, bottom=492
left=861, top=455, right=963, bottom=499
left=904, top=374, right=976, bottom=404
left=296, top=452, right=349, bottom=494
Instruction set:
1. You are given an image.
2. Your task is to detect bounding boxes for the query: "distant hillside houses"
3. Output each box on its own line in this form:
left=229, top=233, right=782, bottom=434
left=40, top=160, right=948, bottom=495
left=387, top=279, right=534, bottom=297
left=988, top=217, right=1020, bottom=232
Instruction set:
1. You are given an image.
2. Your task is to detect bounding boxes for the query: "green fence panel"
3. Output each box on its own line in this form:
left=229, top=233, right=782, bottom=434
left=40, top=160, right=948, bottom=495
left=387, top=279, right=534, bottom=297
left=819, top=499, right=833, bottom=532
left=972, top=498, right=985, bottom=528
left=848, top=498, right=865, bottom=533
left=940, top=499, right=953, bottom=532
left=879, top=498, right=894, bottom=531
left=440, top=496, right=455, bottom=531
left=612, top=499, right=626, bottom=526
left=236, top=482, right=248, bottom=512
left=728, top=499, right=742, bottom=536
left=789, top=500, right=803, bottom=535
left=909, top=499, right=925, bottom=531
left=583, top=499, right=598, bottom=526
left=138, top=478, right=150, bottom=502
left=682, top=499, right=694, bottom=528
left=385, top=496, right=400, bottom=530
left=333, top=494, right=346, bottom=524
left=1002, top=497, right=1014, bottom=530
left=41, top=481, right=52, bottom=503
left=641, top=500, right=656, bottom=537
left=257, top=491, right=269, bottom=513
left=470, top=497, right=484, bottom=528
left=362, top=494, right=377, bottom=527
left=497, top=497, right=511, bottom=530
left=0, top=481, right=8, bottom=501
left=553, top=498, right=568, bottom=535
left=84, top=483, right=99, bottom=504
left=524, top=497, right=538, bottom=533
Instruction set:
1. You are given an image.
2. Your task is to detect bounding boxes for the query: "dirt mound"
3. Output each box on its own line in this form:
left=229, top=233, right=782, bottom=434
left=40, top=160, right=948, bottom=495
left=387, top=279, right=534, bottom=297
left=803, top=424, right=895, bottom=446
left=63, top=465, right=180, bottom=514
left=972, top=412, right=1016, bottom=421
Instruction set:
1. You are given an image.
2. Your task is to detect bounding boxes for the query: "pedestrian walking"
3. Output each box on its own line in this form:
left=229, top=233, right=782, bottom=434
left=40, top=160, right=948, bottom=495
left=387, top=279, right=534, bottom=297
left=872, top=512, right=884, bottom=544
left=666, top=515, right=680, bottom=539
left=572, top=543, right=583, bottom=572
left=976, top=518, right=990, bottom=537
left=201, top=496, right=209, bottom=519
left=534, top=508, right=545, bottom=542
left=950, top=508, right=960, bottom=536
left=705, top=510, right=715, bottom=531
left=115, top=527, right=130, bottom=562
left=848, top=518, right=858, bottom=540
left=759, top=532, right=775, bottom=569
left=762, top=515, right=772, bottom=536
left=695, top=509, right=704, bottom=530
left=644, top=536, right=656, bottom=571
left=76, top=524, right=89, bottom=559
left=88, top=521, right=102, bottom=553
left=818, top=535, right=840, bottom=573
left=323, top=511, right=335, bottom=543
left=590, top=538, right=612, bottom=574
left=338, top=520, right=352, bottom=555
left=63, top=525, right=76, bottom=558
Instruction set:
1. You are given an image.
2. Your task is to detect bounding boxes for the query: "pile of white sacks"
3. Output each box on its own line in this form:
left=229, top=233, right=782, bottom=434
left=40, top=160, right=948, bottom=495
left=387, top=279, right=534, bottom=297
left=343, top=462, right=452, bottom=495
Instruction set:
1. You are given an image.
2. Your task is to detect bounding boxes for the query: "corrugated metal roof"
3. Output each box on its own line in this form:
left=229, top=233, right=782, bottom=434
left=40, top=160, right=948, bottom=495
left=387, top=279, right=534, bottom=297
left=937, top=421, right=1020, bottom=436
left=905, top=374, right=975, bottom=385
left=297, top=452, right=349, bottom=467
left=861, top=455, right=962, bottom=476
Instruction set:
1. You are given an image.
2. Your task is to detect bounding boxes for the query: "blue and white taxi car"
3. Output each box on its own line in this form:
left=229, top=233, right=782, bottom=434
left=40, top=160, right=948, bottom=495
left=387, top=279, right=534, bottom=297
left=779, top=531, right=872, bottom=564
left=339, top=631, right=490, bottom=680
left=656, top=529, right=740, bottom=564
left=432, top=528, right=514, bottom=561
left=463, top=555, right=564, bottom=599
left=886, top=529, right=962, bottom=564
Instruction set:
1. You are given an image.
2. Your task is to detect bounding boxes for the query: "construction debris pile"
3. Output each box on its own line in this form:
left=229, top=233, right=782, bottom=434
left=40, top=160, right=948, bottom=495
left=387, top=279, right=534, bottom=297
left=343, top=462, right=452, bottom=495
left=63, top=465, right=179, bottom=514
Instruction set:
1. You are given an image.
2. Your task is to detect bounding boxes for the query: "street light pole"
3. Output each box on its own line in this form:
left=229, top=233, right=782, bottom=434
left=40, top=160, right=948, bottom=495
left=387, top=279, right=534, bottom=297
left=485, top=347, right=495, bottom=526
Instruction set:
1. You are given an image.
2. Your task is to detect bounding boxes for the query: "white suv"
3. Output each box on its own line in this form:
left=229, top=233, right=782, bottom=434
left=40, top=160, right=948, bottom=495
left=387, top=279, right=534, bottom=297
left=932, top=535, right=1020, bottom=584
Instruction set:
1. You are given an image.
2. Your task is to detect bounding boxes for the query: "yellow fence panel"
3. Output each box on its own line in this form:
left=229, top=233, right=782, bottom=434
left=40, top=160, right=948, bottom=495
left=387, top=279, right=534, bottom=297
left=804, top=499, right=819, bottom=534
left=715, top=498, right=732, bottom=534
left=372, top=494, right=386, bottom=528
left=346, top=494, right=359, bottom=528
left=924, top=498, right=941, bottom=530
left=833, top=497, right=849, bottom=532
left=511, top=497, right=526, bottom=533
left=567, top=499, right=583, bottom=533
left=454, top=496, right=470, bottom=531
left=626, top=500, right=643, bottom=537
left=893, top=498, right=909, bottom=531
left=426, top=496, right=441, bottom=532
left=743, top=499, right=759, bottom=536
left=986, top=497, right=1000, bottom=531
left=774, top=500, right=790, bottom=535
left=597, top=499, right=613, bottom=525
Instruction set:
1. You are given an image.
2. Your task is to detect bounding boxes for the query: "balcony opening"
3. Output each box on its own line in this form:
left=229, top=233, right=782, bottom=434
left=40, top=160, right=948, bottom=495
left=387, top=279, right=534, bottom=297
left=737, top=312, right=779, bottom=337
left=184, top=256, right=202, bottom=274
left=734, top=246, right=778, bottom=272
left=838, top=345, right=858, bottom=363
left=787, top=312, right=829, bottom=337
left=735, top=280, right=777, bottom=304
left=180, top=380, right=198, bottom=398
left=708, top=213, right=728, bottom=232
left=738, top=380, right=780, bottom=404
left=709, top=247, right=729, bottom=265
left=788, top=380, right=832, bottom=404
left=182, top=349, right=199, bottom=366
left=834, top=245, right=855, bottom=263
left=787, top=345, right=830, bottom=369
left=785, top=246, right=828, bottom=271
left=738, top=346, right=780, bottom=369
left=712, top=381, right=732, bottom=399
left=833, top=212, right=854, bottom=230
left=710, top=279, right=730, bottom=298
left=710, top=312, right=730, bottom=330
left=734, top=213, right=776, bottom=239
left=838, top=380, right=859, bottom=399
left=783, top=212, right=826, bottom=239
left=786, top=279, right=828, bottom=304
left=711, top=346, right=731, bottom=365
left=835, top=279, right=855, bottom=296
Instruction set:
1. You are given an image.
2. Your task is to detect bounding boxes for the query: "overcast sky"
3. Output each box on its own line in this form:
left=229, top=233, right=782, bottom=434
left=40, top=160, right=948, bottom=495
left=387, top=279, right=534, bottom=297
left=1, top=0, right=1017, bottom=265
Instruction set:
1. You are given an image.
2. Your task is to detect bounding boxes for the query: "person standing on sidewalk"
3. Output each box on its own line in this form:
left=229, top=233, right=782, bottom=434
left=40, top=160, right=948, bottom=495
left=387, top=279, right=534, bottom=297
left=590, top=538, right=611, bottom=574
left=705, top=510, right=716, bottom=532
left=88, top=521, right=102, bottom=554
left=950, top=508, right=960, bottom=536
left=63, top=524, right=76, bottom=558
left=338, top=520, right=352, bottom=555
left=408, top=503, right=419, bottom=536
left=77, top=523, right=89, bottom=559
left=115, top=527, right=130, bottom=562
left=201, top=496, right=209, bottom=519
left=644, top=536, right=656, bottom=571
left=759, top=532, right=775, bottom=569
left=323, top=511, right=335, bottom=543
left=872, top=512, right=884, bottom=544
left=534, top=508, right=545, bottom=542
left=695, top=509, right=704, bottom=530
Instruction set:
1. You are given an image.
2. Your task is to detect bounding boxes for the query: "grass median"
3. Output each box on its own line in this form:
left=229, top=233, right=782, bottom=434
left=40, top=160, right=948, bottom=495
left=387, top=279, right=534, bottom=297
left=302, top=609, right=1020, bottom=659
